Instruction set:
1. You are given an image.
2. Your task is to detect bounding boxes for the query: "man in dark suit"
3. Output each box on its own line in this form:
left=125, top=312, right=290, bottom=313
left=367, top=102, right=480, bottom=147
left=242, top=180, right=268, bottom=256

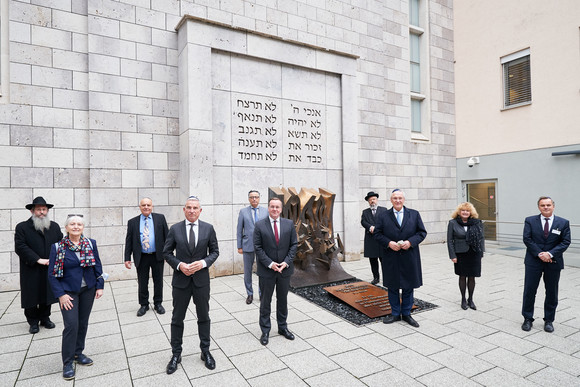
left=374, top=189, right=427, bottom=328
left=521, top=196, right=571, bottom=333
left=14, top=196, right=63, bottom=333
left=237, top=190, right=268, bottom=304
left=124, top=197, right=169, bottom=316
left=163, top=196, right=219, bottom=373
left=361, top=191, right=388, bottom=284
left=253, top=197, right=298, bottom=346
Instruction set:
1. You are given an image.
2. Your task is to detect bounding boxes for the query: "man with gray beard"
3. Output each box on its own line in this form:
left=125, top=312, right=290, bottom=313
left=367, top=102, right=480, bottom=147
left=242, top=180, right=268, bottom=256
left=15, top=197, right=63, bottom=333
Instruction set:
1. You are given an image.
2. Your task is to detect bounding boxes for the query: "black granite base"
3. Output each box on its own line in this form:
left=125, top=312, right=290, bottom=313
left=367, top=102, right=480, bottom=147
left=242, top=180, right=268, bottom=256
left=290, top=278, right=438, bottom=326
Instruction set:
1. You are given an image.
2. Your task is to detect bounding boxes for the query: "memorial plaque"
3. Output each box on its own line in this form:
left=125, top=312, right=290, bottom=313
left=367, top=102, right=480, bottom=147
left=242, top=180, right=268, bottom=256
left=324, top=282, right=418, bottom=318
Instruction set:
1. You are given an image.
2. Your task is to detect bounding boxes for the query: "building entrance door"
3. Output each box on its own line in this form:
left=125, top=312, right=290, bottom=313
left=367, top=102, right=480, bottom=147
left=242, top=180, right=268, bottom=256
left=466, top=181, right=497, bottom=241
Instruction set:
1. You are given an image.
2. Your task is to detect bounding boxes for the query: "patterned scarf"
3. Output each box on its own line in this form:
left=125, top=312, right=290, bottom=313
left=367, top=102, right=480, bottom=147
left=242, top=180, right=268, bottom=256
left=52, top=235, right=96, bottom=278
left=457, top=217, right=485, bottom=256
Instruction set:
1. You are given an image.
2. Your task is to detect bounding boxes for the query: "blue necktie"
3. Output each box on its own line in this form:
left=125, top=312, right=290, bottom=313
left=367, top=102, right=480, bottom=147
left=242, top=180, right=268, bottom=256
left=396, top=211, right=402, bottom=226
left=253, top=208, right=258, bottom=223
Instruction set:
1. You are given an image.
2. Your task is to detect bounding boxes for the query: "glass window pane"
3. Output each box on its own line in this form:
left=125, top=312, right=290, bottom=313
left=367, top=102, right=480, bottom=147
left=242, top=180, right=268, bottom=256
left=503, top=55, right=531, bottom=107
left=411, top=99, right=421, bottom=132
left=410, top=63, right=420, bottom=93
left=409, top=0, right=420, bottom=26
left=410, top=33, right=420, bottom=62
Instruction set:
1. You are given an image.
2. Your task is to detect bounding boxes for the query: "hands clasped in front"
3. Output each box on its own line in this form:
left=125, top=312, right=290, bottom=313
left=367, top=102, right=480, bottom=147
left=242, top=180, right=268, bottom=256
left=181, top=261, right=204, bottom=276
left=388, top=240, right=411, bottom=251
left=270, top=262, right=288, bottom=273
left=538, top=252, right=553, bottom=263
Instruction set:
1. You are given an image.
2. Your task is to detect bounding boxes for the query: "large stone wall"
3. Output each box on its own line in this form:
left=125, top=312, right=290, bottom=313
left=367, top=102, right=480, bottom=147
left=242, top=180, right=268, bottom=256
left=0, top=0, right=456, bottom=290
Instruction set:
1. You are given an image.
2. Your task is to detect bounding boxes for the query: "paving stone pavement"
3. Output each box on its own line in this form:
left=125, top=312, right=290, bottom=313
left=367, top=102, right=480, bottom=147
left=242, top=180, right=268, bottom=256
left=1, top=243, right=579, bottom=386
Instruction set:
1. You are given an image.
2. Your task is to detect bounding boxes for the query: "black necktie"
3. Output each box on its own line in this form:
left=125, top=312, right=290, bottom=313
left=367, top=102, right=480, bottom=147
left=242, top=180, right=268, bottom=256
left=189, top=223, right=196, bottom=250
left=543, top=218, right=549, bottom=238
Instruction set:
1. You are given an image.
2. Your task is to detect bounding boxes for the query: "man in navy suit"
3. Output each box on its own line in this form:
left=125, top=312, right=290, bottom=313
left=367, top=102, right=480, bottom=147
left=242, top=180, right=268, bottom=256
left=253, top=197, right=298, bottom=346
left=164, top=196, right=219, bottom=373
left=124, top=198, right=169, bottom=316
left=237, top=190, right=268, bottom=304
left=361, top=191, right=388, bottom=284
left=521, top=196, right=571, bottom=333
left=374, top=189, right=427, bottom=328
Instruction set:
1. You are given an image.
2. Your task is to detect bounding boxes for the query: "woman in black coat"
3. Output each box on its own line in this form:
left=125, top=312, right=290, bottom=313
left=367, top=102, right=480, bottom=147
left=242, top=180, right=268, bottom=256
left=48, top=215, right=104, bottom=380
left=447, top=202, right=485, bottom=310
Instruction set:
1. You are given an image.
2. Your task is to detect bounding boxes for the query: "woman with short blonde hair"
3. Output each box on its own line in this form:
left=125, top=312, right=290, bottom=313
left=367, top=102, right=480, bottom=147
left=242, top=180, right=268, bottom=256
left=447, top=202, right=485, bottom=310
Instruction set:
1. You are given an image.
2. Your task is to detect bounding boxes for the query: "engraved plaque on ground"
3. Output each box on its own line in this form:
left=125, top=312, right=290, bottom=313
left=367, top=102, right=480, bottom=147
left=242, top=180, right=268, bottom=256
left=324, top=282, right=391, bottom=318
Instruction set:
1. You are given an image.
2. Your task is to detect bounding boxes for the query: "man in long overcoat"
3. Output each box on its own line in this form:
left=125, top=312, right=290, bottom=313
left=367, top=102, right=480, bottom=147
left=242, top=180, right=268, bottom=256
left=14, top=197, right=63, bottom=333
left=361, top=191, right=388, bottom=284
left=374, top=189, right=427, bottom=328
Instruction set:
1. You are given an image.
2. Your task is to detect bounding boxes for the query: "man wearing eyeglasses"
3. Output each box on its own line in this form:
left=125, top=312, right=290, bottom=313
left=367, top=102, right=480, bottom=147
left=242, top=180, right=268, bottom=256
left=163, top=196, right=219, bottom=373
left=14, top=196, right=63, bottom=334
left=236, top=190, right=268, bottom=304
left=124, top=197, right=169, bottom=317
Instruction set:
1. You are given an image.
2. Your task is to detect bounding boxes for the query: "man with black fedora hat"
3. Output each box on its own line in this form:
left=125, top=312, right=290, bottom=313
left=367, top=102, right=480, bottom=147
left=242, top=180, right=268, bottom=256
left=15, top=196, right=63, bottom=333
left=361, top=191, right=387, bottom=284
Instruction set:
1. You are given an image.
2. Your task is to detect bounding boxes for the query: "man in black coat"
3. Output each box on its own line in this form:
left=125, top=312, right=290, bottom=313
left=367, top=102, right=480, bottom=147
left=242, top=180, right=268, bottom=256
left=163, top=196, right=219, bottom=373
left=14, top=197, right=63, bottom=334
left=254, top=197, right=298, bottom=346
left=361, top=191, right=388, bottom=284
left=124, top=197, right=169, bottom=316
left=374, top=189, right=427, bottom=328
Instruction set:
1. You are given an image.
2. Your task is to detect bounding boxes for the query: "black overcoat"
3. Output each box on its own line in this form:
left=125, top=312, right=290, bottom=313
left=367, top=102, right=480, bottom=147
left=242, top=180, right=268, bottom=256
left=14, top=218, right=63, bottom=308
left=374, top=206, right=427, bottom=289
left=361, top=206, right=388, bottom=257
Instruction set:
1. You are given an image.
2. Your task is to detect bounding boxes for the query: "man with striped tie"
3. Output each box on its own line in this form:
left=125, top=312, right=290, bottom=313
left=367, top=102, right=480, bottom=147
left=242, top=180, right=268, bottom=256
left=124, top=198, right=169, bottom=316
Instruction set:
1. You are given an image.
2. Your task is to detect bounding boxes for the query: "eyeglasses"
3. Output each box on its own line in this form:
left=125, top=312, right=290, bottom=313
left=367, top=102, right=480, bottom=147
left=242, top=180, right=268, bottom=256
left=67, top=214, right=84, bottom=218
left=249, top=196, right=260, bottom=199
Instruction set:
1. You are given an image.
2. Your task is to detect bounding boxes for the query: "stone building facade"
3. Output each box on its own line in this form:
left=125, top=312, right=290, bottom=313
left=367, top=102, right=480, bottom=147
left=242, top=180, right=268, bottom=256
left=0, top=0, right=456, bottom=290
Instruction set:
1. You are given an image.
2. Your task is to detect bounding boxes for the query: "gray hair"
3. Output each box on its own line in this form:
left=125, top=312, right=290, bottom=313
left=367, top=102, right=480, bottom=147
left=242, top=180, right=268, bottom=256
left=65, top=215, right=85, bottom=228
left=186, top=195, right=202, bottom=207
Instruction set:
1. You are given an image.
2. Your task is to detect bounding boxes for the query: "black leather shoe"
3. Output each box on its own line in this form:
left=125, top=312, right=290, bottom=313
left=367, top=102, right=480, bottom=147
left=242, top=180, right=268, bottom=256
left=371, top=278, right=379, bottom=285
left=260, top=332, right=269, bottom=345
left=383, top=314, right=401, bottom=324
left=201, top=351, right=216, bottom=370
left=166, top=355, right=181, bottom=374
left=521, top=319, right=533, bottom=331
left=544, top=321, right=554, bottom=333
left=137, top=305, right=149, bottom=317
left=468, top=299, right=477, bottom=310
left=461, top=299, right=468, bottom=310
left=40, top=319, right=56, bottom=329
left=75, top=354, right=93, bottom=366
left=29, top=323, right=39, bottom=334
left=402, top=315, right=419, bottom=327
left=246, top=295, right=253, bottom=304
left=63, top=362, right=75, bottom=380
left=154, top=304, right=165, bottom=314
left=278, top=328, right=295, bottom=340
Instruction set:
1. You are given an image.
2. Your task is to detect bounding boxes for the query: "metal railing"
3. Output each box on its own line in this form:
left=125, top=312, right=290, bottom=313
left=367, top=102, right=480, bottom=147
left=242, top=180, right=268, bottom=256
left=481, top=220, right=580, bottom=254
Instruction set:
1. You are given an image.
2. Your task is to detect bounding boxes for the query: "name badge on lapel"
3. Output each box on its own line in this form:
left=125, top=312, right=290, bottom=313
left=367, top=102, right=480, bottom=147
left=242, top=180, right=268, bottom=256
left=551, top=229, right=561, bottom=235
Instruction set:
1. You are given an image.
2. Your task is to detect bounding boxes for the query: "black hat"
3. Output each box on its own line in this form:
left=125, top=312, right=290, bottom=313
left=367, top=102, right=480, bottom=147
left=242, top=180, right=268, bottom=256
left=25, top=196, right=54, bottom=210
left=364, top=191, right=379, bottom=201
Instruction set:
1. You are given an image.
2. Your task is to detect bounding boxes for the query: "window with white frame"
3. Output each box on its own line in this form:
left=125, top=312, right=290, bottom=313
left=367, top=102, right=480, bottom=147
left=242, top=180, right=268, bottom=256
left=409, top=0, right=429, bottom=139
left=501, top=48, right=531, bottom=108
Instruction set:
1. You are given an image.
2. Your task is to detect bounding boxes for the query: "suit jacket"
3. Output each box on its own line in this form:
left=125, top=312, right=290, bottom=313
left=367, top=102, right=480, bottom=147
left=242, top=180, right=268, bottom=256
left=14, top=218, right=63, bottom=308
left=47, top=238, right=104, bottom=298
left=253, top=217, right=298, bottom=279
left=374, top=206, right=427, bottom=289
left=163, top=220, right=219, bottom=288
left=125, top=212, right=169, bottom=266
left=447, top=218, right=485, bottom=259
left=523, top=214, right=571, bottom=270
left=237, top=205, right=268, bottom=252
left=361, top=206, right=388, bottom=257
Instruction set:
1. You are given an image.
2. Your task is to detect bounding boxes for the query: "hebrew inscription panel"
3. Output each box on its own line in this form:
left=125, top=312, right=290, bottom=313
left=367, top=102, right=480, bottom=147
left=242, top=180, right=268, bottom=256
left=232, top=92, right=326, bottom=168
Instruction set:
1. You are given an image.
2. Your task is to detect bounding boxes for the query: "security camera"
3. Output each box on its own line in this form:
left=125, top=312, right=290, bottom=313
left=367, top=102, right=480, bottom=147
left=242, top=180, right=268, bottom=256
left=467, top=157, right=480, bottom=168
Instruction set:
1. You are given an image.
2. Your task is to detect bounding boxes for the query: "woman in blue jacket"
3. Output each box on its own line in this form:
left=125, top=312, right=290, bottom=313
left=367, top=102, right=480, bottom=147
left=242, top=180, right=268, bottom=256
left=48, top=214, right=104, bottom=380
